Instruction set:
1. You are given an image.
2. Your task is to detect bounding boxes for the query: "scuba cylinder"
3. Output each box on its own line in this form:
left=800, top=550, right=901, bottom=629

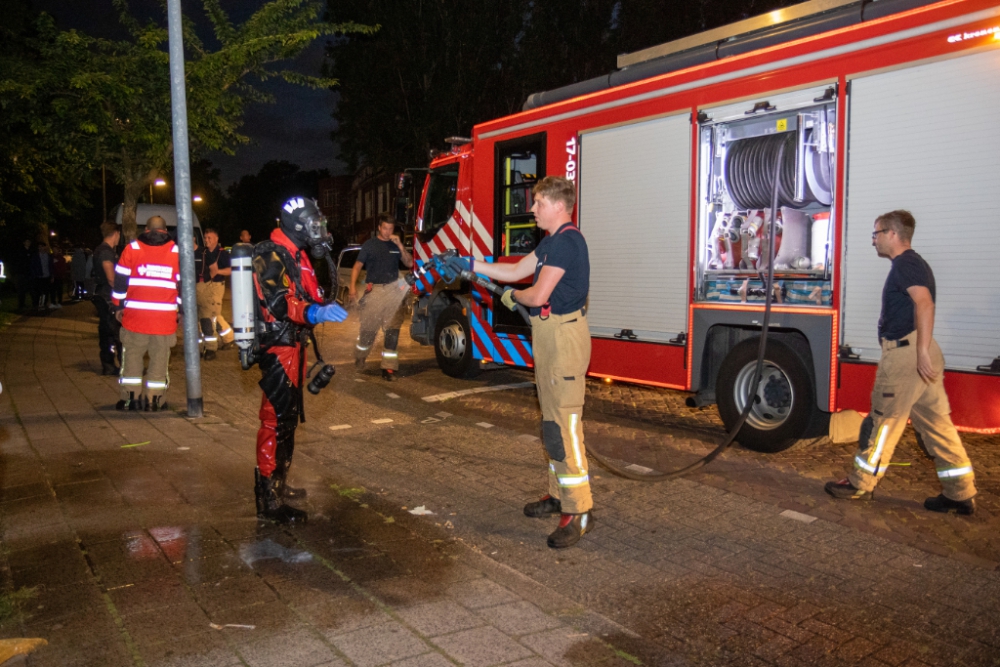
left=229, top=242, right=258, bottom=370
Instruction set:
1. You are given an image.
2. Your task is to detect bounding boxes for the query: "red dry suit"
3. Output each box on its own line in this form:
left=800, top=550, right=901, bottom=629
left=251, top=228, right=322, bottom=484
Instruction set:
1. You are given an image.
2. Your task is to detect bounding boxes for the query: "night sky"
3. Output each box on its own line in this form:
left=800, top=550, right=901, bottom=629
left=34, top=0, right=345, bottom=185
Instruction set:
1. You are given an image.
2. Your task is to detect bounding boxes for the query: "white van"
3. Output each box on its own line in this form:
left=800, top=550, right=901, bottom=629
left=113, top=204, right=204, bottom=247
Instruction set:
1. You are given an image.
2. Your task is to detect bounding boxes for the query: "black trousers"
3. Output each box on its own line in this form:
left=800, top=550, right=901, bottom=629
left=92, top=296, right=122, bottom=367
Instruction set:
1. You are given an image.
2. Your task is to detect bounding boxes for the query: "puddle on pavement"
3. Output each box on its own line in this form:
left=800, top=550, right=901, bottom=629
left=239, top=538, right=312, bottom=565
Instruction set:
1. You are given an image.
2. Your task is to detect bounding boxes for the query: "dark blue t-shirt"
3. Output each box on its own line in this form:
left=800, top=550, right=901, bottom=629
left=357, top=238, right=402, bottom=284
left=531, top=223, right=589, bottom=316
left=878, top=249, right=935, bottom=341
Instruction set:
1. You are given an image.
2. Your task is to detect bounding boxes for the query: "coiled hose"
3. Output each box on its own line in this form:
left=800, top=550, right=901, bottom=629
left=725, top=132, right=799, bottom=210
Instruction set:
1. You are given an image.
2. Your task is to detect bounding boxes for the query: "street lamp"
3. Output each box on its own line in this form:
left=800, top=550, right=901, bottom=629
left=192, top=195, right=203, bottom=203
left=150, top=178, right=167, bottom=203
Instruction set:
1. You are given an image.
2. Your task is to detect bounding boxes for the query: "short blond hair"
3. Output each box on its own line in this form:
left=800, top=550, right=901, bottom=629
left=533, top=176, right=575, bottom=212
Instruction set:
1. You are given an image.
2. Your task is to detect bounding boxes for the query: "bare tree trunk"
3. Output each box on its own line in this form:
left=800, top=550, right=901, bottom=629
left=121, top=181, right=141, bottom=242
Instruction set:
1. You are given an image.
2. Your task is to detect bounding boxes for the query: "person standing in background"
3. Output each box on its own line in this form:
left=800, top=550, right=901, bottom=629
left=92, top=222, right=122, bottom=376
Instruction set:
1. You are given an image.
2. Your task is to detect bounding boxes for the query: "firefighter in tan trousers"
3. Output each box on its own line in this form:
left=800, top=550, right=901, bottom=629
left=195, top=229, right=235, bottom=360
left=825, top=210, right=977, bottom=514
left=446, top=176, right=594, bottom=548
left=111, top=216, right=180, bottom=412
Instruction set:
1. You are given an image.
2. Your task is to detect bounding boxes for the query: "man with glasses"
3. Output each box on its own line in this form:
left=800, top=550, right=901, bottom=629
left=825, top=210, right=977, bottom=514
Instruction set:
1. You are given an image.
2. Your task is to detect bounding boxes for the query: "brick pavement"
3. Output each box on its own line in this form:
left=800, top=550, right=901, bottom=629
left=448, top=377, right=1000, bottom=568
left=0, top=308, right=641, bottom=667
left=2, top=304, right=1000, bottom=666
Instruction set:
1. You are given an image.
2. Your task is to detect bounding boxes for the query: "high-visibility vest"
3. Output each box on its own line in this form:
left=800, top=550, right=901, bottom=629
left=113, top=238, right=181, bottom=335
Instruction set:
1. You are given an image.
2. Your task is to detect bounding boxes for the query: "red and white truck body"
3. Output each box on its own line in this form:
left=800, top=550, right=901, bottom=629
left=409, top=0, right=1000, bottom=448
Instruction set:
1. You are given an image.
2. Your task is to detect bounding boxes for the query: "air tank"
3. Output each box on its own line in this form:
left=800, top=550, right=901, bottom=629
left=229, top=243, right=256, bottom=353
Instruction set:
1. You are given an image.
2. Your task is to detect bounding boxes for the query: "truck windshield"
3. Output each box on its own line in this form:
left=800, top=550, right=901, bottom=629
left=418, top=165, right=459, bottom=242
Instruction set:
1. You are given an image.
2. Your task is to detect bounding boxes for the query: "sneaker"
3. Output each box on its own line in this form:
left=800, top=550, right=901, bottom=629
left=382, top=369, right=397, bottom=382
left=824, top=478, right=873, bottom=500
left=924, top=494, right=975, bottom=516
left=204, top=349, right=217, bottom=361
left=524, top=495, right=562, bottom=518
left=547, top=511, right=594, bottom=549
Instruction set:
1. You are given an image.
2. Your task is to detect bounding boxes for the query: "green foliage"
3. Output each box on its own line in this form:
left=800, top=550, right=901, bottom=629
left=0, top=0, right=374, bottom=239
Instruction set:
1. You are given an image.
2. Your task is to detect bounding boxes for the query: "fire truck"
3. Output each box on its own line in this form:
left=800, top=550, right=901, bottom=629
left=407, top=0, right=1000, bottom=452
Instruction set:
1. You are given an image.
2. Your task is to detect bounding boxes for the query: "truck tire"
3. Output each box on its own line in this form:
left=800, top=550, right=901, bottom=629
left=435, top=303, right=481, bottom=379
left=716, top=338, right=817, bottom=453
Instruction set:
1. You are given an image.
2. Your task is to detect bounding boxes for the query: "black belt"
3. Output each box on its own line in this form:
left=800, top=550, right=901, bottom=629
left=880, top=337, right=910, bottom=349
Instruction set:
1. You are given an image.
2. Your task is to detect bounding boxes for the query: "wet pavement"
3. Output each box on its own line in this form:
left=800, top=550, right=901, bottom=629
left=1, top=302, right=999, bottom=666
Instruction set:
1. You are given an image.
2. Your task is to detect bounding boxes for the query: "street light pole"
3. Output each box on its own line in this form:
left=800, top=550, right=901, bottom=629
left=166, top=0, right=203, bottom=418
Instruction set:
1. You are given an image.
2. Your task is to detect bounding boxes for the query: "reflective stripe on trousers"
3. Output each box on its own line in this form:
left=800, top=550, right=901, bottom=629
left=848, top=332, right=976, bottom=501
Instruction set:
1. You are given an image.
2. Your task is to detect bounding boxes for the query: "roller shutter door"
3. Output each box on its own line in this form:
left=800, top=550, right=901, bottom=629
left=843, top=49, right=1000, bottom=370
left=579, top=113, right=691, bottom=342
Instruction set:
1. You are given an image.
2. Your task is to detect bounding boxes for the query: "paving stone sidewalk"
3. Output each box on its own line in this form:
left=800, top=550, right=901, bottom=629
left=3, top=305, right=1000, bottom=667
left=0, top=309, right=638, bottom=667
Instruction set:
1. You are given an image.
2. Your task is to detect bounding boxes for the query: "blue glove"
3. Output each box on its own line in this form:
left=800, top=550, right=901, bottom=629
left=437, top=254, right=472, bottom=282
left=307, top=302, right=348, bottom=325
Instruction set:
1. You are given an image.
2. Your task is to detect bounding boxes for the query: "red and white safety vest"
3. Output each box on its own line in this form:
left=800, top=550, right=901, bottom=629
left=112, top=237, right=181, bottom=335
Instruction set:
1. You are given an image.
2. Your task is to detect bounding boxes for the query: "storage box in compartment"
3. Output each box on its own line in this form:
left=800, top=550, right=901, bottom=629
left=703, top=279, right=831, bottom=306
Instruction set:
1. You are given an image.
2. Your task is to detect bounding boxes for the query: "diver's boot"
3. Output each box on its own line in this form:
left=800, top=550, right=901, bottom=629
left=254, top=468, right=307, bottom=525
left=273, top=463, right=307, bottom=500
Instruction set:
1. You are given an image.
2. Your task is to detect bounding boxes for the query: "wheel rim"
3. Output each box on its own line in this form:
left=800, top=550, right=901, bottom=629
left=437, top=322, right=467, bottom=361
left=733, top=359, right=795, bottom=431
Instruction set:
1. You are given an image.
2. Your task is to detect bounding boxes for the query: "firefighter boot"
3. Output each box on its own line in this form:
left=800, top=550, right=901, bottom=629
left=116, top=391, right=139, bottom=411
left=924, top=494, right=976, bottom=516
left=150, top=396, right=167, bottom=412
left=254, top=468, right=307, bottom=525
left=547, top=511, right=594, bottom=549
left=824, top=478, right=873, bottom=501
left=524, top=495, right=561, bottom=518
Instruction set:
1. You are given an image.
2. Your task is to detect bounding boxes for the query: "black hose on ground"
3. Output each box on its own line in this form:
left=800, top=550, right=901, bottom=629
left=586, top=141, right=786, bottom=482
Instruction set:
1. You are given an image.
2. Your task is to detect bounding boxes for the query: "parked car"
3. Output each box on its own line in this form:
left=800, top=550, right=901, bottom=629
left=335, top=245, right=412, bottom=308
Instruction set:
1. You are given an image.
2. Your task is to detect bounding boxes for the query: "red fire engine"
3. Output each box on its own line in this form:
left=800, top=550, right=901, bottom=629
left=408, top=0, right=1000, bottom=451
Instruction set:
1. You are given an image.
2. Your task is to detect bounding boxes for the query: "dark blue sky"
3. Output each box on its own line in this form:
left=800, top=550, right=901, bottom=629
left=35, top=0, right=346, bottom=185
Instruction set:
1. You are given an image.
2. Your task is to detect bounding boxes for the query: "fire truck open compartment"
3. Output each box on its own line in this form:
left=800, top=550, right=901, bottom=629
left=696, top=86, right=837, bottom=308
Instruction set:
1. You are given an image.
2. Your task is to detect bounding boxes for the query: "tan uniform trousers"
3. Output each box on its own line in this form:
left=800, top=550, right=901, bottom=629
left=355, top=283, right=407, bottom=371
left=848, top=331, right=976, bottom=501
left=196, top=281, right=234, bottom=351
left=119, top=328, right=176, bottom=402
left=531, top=310, right=593, bottom=515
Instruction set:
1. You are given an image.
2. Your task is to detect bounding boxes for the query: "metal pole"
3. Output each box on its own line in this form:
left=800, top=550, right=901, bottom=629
left=166, top=0, right=203, bottom=417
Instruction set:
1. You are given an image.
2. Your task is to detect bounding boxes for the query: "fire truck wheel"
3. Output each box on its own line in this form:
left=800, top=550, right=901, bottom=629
left=435, top=303, right=481, bottom=379
left=716, top=338, right=816, bottom=453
